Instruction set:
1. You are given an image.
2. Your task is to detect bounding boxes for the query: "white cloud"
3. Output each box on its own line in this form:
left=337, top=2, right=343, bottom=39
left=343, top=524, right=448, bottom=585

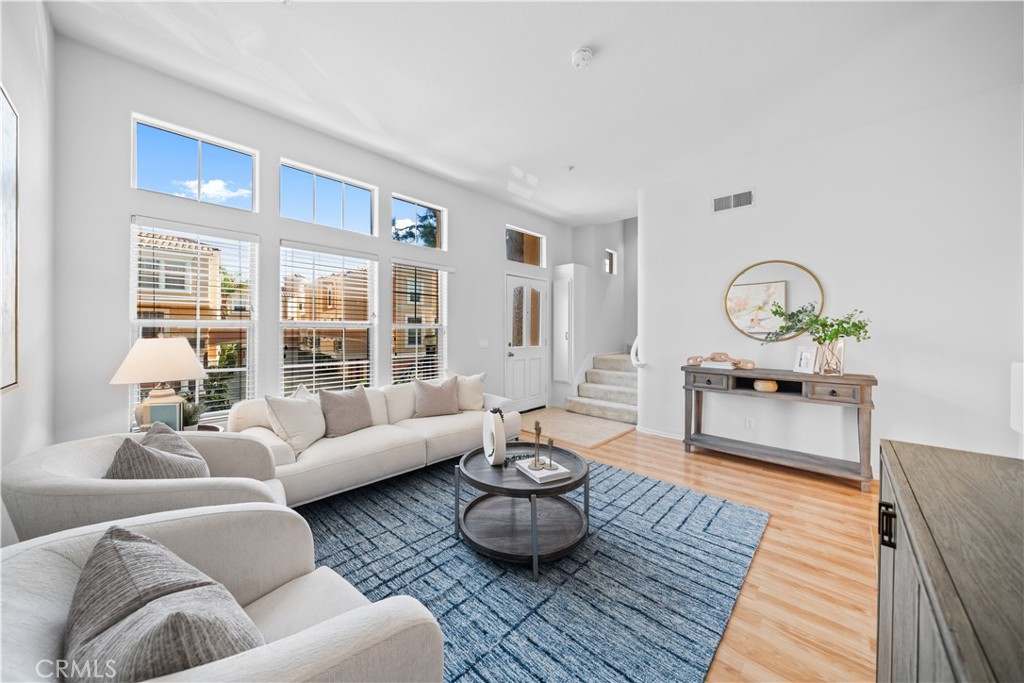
left=172, top=178, right=252, bottom=202
left=393, top=218, right=416, bottom=230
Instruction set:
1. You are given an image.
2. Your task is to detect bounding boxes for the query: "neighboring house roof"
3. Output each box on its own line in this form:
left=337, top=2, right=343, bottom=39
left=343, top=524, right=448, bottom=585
left=137, top=230, right=220, bottom=254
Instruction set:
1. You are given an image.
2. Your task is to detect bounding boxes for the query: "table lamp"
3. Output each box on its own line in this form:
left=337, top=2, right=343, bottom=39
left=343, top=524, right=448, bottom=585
left=110, top=337, right=208, bottom=430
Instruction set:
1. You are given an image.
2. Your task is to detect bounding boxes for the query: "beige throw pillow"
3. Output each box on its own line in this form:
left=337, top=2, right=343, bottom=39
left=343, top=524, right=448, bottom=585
left=449, top=372, right=486, bottom=411
left=63, top=527, right=264, bottom=683
left=321, top=386, right=374, bottom=438
left=413, top=376, right=459, bottom=418
left=105, top=422, right=210, bottom=479
left=265, top=385, right=325, bottom=455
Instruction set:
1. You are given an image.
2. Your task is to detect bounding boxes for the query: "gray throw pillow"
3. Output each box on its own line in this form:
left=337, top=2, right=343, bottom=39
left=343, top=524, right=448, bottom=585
left=413, top=376, right=459, bottom=418
left=105, top=422, right=210, bottom=479
left=321, top=386, right=374, bottom=438
left=63, top=527, right=264, bottom=683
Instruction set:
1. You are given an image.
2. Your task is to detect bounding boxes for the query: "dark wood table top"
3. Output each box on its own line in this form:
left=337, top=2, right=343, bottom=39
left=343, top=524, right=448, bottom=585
left=459, top=443, right=588, bottom=497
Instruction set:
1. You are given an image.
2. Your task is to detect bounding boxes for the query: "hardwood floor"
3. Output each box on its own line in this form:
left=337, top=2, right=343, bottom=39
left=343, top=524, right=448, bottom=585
left=522, top=427, right=879, bottom=682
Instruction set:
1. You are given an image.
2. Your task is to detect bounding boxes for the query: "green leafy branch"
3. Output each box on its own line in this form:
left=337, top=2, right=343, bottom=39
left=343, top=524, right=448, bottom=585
left=763, top=302, right=871, bottom=345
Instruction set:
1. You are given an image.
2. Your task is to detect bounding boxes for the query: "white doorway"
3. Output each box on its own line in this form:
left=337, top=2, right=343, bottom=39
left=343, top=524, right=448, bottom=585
left=504, top=275, right=548, bottom=412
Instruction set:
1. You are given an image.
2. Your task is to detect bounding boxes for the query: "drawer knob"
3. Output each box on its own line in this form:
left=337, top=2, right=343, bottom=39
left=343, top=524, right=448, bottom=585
left=706, top=379, right=712, bottom=385
left=829, top=389, right=838, bottom=397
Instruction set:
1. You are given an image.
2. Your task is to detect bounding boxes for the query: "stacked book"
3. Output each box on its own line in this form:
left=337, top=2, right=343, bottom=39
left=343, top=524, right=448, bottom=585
left=516, top=459, right=571, bottom=483
left=700, top=360, right=735, bottom=369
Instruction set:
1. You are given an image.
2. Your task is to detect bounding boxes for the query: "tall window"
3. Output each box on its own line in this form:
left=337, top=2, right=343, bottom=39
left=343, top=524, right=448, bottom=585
left=279, top=163, right=374, bottom=234
left=134, top=119, right=254, bottom=212
left=505, top=226, right=545, bottom=267
left=130, top=222, right=258, bottom=416
left=392, top=264, right=445, bottom=383
left=280, top=246, right=376, bottom=394
left=391, top=196, right=444, bottom=249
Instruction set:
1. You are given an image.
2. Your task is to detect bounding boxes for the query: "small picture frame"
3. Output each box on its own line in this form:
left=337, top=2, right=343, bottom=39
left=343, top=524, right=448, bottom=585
left=147, top=403, right=183, bottom=431
left=793, top=345, right=817, bottom=374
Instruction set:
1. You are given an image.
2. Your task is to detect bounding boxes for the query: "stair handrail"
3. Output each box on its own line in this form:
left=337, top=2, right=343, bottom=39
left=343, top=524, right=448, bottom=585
left=630, top=337, right=647, bottom=368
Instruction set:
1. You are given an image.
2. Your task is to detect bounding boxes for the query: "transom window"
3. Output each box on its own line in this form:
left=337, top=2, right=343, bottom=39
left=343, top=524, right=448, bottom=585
left=604, top=249, right=618, bottom=275
left=130, top=222, right=258, bottom=418
left=279, top=163, right=374, bottom=234
left=134, top=119, right=254, bottom=212
left=505, top=225, right=545, bottom=267
left=391, top=196, right=444, bottom=250
left=280, top=246, right=377, bottom=394
left=392, top=264, right=446, bottom=382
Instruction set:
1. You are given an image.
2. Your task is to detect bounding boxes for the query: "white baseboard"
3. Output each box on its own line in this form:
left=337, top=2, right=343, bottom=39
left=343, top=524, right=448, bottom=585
left=636, top=425, right=684, bottom=441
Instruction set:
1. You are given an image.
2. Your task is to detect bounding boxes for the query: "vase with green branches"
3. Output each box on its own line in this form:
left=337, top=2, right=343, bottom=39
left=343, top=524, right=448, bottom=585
left=764, top=302, right=871, bottom=375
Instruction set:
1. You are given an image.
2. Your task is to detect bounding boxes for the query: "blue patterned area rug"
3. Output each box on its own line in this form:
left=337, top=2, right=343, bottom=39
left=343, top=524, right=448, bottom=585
left=298, top=461, right=769, bottom=682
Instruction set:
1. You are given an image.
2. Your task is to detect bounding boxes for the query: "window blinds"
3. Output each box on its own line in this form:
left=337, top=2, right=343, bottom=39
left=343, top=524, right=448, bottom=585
left=391, top=263, right=446, bottom=383
left=130, top=222, right=258, bottom=416
left=280, top=246, right=377, bottom=394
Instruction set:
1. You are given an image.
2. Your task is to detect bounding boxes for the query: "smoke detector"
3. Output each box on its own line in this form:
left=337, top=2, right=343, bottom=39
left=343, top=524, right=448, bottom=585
left=571, top=47, right=593, bottom=69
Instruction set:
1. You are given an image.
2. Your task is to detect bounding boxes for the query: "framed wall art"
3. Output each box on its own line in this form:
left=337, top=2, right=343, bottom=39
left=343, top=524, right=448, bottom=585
left=1, top=84, right=18, bottom=390
left=725, top=280, right=786, bottom=338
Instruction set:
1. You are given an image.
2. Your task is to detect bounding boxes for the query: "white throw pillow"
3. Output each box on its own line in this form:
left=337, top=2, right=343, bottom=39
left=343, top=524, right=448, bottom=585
left=265, top=385, right=325, bottom=455
left=447, top=371, right=486, bottom=411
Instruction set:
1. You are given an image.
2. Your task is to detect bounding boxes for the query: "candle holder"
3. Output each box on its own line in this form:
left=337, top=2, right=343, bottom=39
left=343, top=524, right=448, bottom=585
left=528, top=420, right=545, bottom=471
left=545, top=437, right=558, bottom=470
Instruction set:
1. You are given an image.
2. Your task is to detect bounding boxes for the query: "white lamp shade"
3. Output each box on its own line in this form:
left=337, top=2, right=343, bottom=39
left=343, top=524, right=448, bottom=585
left=110, top=337, right=208, bottom=385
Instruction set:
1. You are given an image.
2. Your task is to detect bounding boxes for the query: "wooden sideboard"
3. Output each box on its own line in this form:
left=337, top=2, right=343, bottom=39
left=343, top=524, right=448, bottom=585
left=877, top=440, right=1023, bottom=682
left=681, top=364, right=878, bottom=490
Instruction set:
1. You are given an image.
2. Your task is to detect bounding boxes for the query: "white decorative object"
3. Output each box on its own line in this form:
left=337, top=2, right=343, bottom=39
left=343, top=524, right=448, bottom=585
left=483, top=411, right=506, bottom=466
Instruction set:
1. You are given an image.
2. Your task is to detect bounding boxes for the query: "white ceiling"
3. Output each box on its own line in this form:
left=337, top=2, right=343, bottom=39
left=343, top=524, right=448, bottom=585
left=47, top=2, right=1023, bottom=226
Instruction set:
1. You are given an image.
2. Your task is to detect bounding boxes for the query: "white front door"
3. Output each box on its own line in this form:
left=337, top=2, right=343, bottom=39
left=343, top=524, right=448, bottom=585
left=505, top=275, right=548, bottom=412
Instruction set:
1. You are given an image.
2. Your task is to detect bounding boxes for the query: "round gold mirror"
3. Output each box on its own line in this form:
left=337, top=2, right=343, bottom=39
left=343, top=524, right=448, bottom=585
left=724, top=260, right=824, bottom=341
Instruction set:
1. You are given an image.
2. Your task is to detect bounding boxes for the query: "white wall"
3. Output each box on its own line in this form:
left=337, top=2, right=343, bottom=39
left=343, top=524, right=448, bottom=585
left=53, top=38, right=572, bottom=442
left=550, top=218, right=638, bottom=406
left=572, top=219, right=631, bottom=356
left=637, top=84, right=1023, bottom=470
left=622, top=217, right=639, bottom=347
left=1, top=2, right=55, bottom=546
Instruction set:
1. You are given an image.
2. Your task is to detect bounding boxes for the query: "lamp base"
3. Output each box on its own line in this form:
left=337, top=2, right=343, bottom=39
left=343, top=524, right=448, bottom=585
left=136, top=387, right=185, bottom=431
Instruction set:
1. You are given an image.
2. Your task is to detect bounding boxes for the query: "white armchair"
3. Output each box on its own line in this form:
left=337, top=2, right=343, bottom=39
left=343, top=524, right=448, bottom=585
left=1, top=432, right=285, bottom=540
left=1, top=503, right=444, bottom=682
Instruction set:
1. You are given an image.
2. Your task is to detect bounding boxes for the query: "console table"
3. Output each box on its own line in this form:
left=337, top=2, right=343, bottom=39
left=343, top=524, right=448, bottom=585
left=681, top=364, right=878, bottom=490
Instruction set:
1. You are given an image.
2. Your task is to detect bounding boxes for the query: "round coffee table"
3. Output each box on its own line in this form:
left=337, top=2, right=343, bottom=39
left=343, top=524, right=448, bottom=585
left=455, top=443, right=589, bottom=580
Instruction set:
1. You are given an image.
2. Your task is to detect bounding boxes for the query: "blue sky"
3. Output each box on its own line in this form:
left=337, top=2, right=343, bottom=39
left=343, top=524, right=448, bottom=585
left=280, top=164, right=372, bottom=234
left=136, top=123, right=253, bottom=211
left=137, top=123, right=375, bottom=233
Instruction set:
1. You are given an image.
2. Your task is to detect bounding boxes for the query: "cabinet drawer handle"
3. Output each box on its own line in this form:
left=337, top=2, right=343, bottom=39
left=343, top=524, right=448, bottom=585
left=829, top=389, right=838, bottom=397
left=705, top=379, right=712, bottom=385
left=879, top=501, right=896, bottom=549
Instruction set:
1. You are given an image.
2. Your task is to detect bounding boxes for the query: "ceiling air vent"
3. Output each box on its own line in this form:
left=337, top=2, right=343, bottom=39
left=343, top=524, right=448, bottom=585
left=713, top=190, right=754, bottom=212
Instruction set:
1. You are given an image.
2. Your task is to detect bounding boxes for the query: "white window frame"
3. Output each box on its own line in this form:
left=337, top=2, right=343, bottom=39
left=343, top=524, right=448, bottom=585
left=131, top=113, right=259, bottom=213
left=391, top=193, right=448, bottom=251
left=278, top=159, right=378, bottom=236
left=279, top=242, right=378, bottom=394
left=129, top=218, right=259, bottom=422
left=505, top=224, right=547, bottom=268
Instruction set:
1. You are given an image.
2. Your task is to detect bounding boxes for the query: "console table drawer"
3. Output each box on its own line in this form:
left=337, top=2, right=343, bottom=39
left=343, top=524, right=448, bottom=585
left=691, top=373, right=729, bottom=390
left=808, top=382, right=860, bottom=403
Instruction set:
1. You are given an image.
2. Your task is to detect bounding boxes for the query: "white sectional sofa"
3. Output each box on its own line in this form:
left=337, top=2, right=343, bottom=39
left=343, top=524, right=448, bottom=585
left=228, top=383, right=522, bottom=507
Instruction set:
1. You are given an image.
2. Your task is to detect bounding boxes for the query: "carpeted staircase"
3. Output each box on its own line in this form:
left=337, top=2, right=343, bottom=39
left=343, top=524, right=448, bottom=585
left=565, top=353, right=637, bottom=424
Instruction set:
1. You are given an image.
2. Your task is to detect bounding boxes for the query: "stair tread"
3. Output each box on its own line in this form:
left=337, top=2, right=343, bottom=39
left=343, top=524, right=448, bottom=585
left=579, top=382, right=637, bottom=392
left=567, top=396, right=638, bottom=410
